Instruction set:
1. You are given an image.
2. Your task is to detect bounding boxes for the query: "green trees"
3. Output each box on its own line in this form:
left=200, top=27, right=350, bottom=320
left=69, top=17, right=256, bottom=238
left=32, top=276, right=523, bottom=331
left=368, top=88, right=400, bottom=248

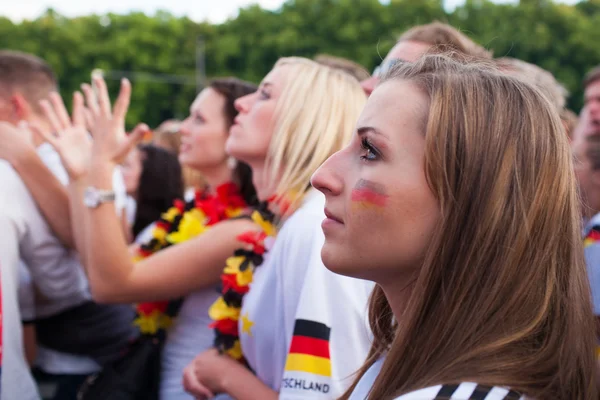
left=1, top=0, right=597, bottom=127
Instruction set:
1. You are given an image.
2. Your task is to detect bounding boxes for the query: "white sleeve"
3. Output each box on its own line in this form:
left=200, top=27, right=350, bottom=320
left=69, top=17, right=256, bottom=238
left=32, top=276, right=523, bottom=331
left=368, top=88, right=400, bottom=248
left=0, top=162, right=89, bottom=317
left=37, top=143, right=69, bottom=186
left=112, top=166, right=127, bottom=217
left=0, top=165, right=30, bottom=271
left=0, top=179, right=41, bottom=399
left=279, top=222, right=374, bottom=400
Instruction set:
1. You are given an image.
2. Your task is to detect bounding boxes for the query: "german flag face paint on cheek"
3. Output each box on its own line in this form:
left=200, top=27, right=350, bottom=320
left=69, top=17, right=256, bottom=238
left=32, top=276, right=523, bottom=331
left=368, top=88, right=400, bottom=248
left=351, top=179, right=388, bottom=210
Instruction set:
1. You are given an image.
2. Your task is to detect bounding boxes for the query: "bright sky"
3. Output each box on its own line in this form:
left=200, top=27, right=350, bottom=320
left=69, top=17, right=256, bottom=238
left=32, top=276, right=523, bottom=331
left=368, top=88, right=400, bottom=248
left=0, top=0, right=580, bottom=24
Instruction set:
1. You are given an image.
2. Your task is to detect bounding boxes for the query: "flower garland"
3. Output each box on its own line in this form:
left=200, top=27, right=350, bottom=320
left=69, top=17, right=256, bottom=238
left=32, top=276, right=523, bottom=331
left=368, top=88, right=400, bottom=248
left=133, top=182, right=248, bottom=335
left=210, top=195, right=294, bottom=363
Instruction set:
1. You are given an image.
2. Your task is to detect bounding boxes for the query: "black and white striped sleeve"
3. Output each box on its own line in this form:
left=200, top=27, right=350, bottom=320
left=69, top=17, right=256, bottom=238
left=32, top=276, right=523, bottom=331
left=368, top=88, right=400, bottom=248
left=395, top=382, right=524, bottom=400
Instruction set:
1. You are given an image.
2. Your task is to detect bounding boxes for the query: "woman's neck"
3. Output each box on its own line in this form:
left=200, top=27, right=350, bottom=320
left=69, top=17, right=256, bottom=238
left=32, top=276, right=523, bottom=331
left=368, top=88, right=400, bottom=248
left=199, top=162, right=233, bottom=193
left=249, top=162, right=278, bottom=202
left=379, top=277, right=415, bottom=327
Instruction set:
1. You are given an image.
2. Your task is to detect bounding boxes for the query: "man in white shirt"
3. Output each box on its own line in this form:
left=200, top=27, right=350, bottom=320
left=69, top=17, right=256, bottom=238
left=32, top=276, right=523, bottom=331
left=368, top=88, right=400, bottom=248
left=0, top=50, right=133, bottom=399
left=0, top=158, right=58, bottom=400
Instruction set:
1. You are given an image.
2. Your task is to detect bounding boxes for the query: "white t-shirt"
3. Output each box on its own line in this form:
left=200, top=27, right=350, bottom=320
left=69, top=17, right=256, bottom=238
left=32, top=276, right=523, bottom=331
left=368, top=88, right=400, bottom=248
left=348, top=359, right=525, bottom=400
left=0, top=160, right=46, bottom=400
left=1, top=254, right=40, bottom=400
left=239, top=190, right=374, bottom=399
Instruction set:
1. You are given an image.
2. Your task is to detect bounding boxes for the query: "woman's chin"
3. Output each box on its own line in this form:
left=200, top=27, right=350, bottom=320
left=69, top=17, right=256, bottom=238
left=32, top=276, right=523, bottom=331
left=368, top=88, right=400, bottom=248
left=321, top=246, right=356, bottom=278
left=179, top=154, right=205, bottom=172
left=225, top=143, right=251, bottom=165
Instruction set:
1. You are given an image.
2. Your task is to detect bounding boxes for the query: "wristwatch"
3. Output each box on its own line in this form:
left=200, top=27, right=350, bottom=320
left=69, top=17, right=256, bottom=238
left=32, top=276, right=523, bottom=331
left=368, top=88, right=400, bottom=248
left=84, top=187, right=116, bottom=208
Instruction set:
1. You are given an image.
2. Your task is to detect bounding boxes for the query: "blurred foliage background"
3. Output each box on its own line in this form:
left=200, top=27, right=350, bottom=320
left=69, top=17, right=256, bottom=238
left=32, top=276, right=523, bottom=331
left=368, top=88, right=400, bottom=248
left=2, top=0, right=599, bottom=127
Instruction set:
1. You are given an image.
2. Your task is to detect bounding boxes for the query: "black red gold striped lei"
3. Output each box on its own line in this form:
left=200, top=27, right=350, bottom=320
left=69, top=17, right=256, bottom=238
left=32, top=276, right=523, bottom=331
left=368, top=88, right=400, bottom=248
left=209, top=195, right=297, bottom=363
left=133, top=182, right=247, bottom=334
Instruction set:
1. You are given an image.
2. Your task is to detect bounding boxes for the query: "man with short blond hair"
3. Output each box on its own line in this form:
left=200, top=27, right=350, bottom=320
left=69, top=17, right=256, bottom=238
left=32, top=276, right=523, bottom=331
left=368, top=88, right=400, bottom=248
left=361, top=21, right=492, bottom=95
left=0, top=50, right=58, bottom=117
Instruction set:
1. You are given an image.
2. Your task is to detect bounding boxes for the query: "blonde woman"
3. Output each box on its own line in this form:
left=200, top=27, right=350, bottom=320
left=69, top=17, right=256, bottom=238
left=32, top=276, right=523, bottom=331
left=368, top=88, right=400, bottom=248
left=311, top=54, right=597, bottom=399
left=182, top=58, right=373, bottom=400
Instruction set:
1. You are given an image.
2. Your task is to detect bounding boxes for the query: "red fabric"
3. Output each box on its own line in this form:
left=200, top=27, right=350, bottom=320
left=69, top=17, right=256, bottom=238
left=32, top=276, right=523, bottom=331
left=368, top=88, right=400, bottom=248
left=155, top=221, right=170, bottom=231
left=136, top=301, right=169, bottom=315
left=196, top=183, right=246, bottom=225
left=209, top=318, right=239, bottom=336
left=216, top=182, right=246, bottom=209
left=138, top=248, right=153, bottom=257
left=236, top=231, right=267, bottom=255
left=288, top=335, right=330, bottom=359
left=588, top=229, right=600, bottom=242
left=221, top=273, right=250, bottom=294
left=174, top=199, right=186, bottom=213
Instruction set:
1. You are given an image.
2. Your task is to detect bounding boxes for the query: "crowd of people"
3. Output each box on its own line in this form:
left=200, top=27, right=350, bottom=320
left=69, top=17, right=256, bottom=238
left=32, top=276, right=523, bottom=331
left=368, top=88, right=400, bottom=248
left=0, top=20, right=599, bottom=400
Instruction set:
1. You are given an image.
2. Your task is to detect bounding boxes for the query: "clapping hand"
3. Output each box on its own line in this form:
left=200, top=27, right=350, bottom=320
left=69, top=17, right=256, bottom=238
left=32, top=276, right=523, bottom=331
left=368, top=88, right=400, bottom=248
left=81, top=76, right=148, bottom=167
left=33, top=91, right=92, bottom=180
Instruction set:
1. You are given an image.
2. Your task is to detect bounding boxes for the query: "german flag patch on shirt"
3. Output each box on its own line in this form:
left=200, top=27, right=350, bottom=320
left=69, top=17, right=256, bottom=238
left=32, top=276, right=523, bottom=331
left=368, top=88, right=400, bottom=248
left=284, top=319, right=331, bottom=377
left=585, top=226, right=600, bottom=248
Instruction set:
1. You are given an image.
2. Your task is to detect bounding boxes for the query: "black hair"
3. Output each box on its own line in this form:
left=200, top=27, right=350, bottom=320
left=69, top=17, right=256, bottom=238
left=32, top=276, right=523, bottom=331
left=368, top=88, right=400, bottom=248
left=133, top=144, right=184, bottom=237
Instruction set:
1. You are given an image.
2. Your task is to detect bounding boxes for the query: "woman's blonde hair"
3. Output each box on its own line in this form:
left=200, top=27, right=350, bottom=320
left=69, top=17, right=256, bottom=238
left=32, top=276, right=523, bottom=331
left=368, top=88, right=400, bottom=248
left=266, top=57, right=366, bottom=201
left=341, top=54, right=596, bottom=400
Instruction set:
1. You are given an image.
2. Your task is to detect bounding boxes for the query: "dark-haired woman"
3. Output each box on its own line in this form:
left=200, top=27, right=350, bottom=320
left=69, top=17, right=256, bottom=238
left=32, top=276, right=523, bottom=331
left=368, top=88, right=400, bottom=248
left=121, top=144, right=184, bottom=243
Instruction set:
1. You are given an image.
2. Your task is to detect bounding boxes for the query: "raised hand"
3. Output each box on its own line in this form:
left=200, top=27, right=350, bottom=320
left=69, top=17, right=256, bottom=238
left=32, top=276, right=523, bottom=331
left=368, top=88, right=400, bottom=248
left=34, top=91, right=92, bottom=180
left=81, top=77, right=148, bottom=166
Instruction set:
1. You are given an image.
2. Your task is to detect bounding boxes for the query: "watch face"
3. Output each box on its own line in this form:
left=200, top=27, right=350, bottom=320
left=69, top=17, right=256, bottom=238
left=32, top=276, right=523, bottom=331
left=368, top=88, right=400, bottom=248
left=84, top=188, right=99, bottom=208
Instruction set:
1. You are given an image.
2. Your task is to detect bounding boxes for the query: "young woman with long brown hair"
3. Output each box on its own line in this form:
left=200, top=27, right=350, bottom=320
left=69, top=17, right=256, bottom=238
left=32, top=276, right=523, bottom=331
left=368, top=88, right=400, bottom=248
left=311, top=54, right=597, bottom=399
